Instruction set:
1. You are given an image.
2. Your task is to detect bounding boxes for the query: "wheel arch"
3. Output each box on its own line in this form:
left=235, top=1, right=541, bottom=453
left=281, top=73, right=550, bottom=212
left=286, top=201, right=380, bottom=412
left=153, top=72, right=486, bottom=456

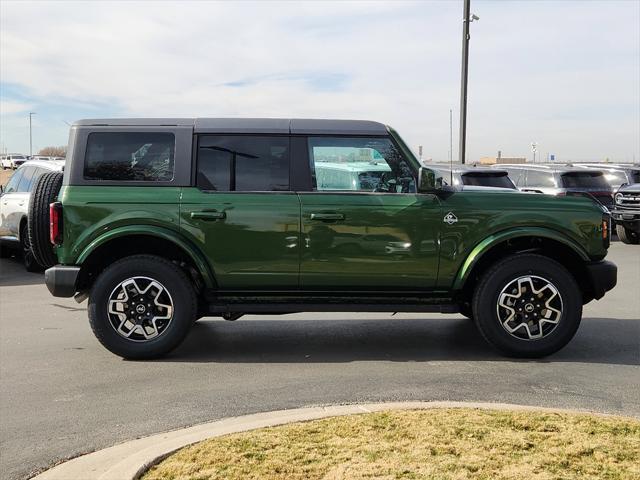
left=454, top=228, right=594, bottom=304
left=75, top=226, right=216, bottom=292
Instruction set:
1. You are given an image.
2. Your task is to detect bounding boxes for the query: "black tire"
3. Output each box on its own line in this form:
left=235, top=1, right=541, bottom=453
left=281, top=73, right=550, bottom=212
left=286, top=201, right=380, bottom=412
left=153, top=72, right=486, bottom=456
left=472, top=254, right=582, bottom=358
left=616, top=225, right=639, bottom=245
left=20, top=222, right=43, bottom=272
left=88, top=255, right=197, bottom=359
left=28, top=171, right=63, bottom=268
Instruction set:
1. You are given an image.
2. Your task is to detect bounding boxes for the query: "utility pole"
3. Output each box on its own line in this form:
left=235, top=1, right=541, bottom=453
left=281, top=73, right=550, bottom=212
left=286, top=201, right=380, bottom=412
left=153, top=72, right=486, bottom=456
left=449, top=109, right=453, bottom=162
left=458, top=0, right=478, bottom=164
left=29, top=112, right=36, bottom=156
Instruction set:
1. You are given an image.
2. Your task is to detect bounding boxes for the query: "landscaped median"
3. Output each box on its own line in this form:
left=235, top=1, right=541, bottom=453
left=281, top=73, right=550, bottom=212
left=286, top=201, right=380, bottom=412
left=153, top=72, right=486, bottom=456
left=143, top=408, right=640, bottom=480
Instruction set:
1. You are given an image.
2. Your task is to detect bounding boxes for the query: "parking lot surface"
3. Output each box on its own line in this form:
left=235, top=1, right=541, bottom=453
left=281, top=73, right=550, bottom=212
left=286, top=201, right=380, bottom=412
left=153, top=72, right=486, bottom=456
left=0, top=243, right=638, bottom=480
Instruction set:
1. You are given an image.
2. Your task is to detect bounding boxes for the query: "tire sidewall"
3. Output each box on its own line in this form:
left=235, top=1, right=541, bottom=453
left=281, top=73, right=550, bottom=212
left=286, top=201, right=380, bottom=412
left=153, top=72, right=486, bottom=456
left=473, top=255, right=582, bottom=357
left=89, top=256, right=195, bottom=359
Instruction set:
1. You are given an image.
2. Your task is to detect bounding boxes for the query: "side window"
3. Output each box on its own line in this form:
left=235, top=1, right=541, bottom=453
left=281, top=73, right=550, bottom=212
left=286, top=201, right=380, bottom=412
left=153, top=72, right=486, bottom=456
left=4, top=169, right=24, bottom=193
left=84, top=132, right=175, bottom=181
left=308, top=137, right=416, bottom=193
left=197, top=136, right=289, bottom=191
left=526, top=170, right=556, bottom=188
left=504, top=168, right=523, bottom=186
left=29, top=168, right=44, bottom=191
left=17, top=167, right=36, bottom=192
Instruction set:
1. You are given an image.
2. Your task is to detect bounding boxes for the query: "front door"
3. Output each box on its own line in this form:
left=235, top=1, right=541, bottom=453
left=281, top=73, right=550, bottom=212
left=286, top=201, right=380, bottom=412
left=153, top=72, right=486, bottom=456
left=299, top=136, right=441, bottom=289
left=180, top=135, right=300, bottom=290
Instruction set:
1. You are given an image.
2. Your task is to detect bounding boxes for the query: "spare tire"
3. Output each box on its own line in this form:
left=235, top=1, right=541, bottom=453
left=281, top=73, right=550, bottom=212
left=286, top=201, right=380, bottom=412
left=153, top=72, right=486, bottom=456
left=28, top=171, right=63, bottom=268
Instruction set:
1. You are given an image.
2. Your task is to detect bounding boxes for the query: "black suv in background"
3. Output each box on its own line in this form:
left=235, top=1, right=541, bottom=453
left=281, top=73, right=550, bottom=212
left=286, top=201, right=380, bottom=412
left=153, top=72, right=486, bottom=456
left=611, top=183, right=640, bottom=244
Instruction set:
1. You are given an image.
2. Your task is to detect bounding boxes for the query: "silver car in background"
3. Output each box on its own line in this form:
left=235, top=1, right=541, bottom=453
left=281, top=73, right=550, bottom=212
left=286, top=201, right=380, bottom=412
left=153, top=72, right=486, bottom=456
left=570, top=163, right=640, bottom=189
left=0, top=160, right=65, bottom=271
left=427, top=165, right=517, bottom=190
left=493, top=164, right=614, bottom=209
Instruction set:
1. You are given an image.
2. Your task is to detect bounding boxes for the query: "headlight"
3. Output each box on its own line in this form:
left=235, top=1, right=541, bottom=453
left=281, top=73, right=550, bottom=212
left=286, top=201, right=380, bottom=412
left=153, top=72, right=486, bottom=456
left=615, top=193, right=623, bottom=204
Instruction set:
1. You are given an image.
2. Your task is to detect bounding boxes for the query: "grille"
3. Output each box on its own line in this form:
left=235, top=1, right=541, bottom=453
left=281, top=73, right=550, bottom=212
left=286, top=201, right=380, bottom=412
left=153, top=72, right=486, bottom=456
left=616, top=192, right=640, bottom=210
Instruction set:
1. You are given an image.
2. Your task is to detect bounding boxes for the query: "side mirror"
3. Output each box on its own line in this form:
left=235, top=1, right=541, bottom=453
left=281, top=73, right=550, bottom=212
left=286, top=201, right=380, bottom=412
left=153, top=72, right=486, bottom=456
left=417, top=167, right=442, bottom=193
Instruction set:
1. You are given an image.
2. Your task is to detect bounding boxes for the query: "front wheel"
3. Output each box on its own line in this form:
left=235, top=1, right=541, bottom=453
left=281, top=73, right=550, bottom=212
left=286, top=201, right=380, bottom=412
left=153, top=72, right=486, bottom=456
left=472, top=254, right=582, bottom=358
left=88, top=255, right=197, bottom=359
left=616, top=225, right=639, bottom=244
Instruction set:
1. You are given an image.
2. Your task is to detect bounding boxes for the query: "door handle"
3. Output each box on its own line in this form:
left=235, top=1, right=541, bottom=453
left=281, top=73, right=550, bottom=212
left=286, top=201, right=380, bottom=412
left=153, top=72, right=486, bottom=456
left=190, top=210, right=226, bottom=221
left=310, top=212, right=345, bottom=221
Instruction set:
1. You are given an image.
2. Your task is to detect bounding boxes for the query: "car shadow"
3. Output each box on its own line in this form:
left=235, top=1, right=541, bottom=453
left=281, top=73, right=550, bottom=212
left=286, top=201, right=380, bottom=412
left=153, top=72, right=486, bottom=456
left=0, top=256, right=44, bottom=286
left=165, top=316, right=640, bottom=367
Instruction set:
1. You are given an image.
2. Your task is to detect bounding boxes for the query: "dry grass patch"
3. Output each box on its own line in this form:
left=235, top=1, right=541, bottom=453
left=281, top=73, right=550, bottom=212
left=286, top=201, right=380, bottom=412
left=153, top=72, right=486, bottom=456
left=143, top=408, right=640, bottom=480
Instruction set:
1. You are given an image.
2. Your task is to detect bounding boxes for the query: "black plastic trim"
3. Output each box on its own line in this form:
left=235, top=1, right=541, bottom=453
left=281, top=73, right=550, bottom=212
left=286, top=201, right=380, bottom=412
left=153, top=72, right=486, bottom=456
left=584, top=260, right=617, bottom=300
left=44, top=265, right=80, bottom=297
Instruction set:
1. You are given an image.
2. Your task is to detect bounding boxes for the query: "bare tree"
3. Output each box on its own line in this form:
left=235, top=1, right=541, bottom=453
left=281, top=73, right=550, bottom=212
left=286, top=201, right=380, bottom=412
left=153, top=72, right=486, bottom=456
left=37, top=146, right=67, bottom=157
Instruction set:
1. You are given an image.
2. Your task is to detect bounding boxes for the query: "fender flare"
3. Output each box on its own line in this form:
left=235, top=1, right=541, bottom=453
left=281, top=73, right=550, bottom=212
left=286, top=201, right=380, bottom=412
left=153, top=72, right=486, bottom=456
left=76, top=225, right=216, bottom=289
left=452, top=227, right=590, bottom=291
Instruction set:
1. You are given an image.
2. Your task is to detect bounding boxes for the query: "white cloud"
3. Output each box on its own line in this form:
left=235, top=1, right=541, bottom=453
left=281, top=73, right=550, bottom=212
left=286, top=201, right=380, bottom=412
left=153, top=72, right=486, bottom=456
left=1, top=0, right=638, bottom=161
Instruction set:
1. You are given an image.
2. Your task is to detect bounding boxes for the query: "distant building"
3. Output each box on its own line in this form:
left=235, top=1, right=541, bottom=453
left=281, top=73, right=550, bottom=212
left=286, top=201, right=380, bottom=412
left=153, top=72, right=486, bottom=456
left=479, top=152, right=527, bottom=165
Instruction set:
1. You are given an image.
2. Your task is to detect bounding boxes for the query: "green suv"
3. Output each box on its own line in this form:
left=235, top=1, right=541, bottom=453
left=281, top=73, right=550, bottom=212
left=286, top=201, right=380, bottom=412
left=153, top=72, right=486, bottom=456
left=30, top=118, right=617, bottom=359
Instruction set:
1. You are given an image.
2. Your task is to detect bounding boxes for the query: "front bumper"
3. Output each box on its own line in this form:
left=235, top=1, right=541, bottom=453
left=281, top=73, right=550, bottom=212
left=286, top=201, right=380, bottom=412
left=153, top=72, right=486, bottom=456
left=611, top=209, right=640, bottom=230
left=45, top=265, right=80, bottom=297
left=584, top=260, right=617, bottom=301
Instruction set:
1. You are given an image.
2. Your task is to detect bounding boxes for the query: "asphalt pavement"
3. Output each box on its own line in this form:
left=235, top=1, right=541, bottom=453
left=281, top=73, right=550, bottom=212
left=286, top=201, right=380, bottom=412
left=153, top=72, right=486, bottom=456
left=1, top=243, right=638, bottom=480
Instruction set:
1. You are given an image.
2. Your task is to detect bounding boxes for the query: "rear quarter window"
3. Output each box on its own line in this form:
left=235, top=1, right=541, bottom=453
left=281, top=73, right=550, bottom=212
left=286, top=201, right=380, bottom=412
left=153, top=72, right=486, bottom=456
left=462, top=173, right=515, bottom=188
left=561, top=172, right=609, bottom=189
left=84, top=132, right=175, bottom=181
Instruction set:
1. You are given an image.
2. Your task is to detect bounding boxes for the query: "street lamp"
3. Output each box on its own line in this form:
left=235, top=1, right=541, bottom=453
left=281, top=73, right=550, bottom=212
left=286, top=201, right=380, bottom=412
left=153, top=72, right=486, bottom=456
left=459, top=0, right=479, bottom=164
left=29, top=112, right=36, bottom=157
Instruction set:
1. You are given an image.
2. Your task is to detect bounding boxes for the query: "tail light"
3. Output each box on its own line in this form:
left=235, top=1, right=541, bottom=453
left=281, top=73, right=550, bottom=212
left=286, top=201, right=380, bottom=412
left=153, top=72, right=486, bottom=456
left=602, top=215, right=610, bottom=249
left=50, top=202, right=63, bottom=245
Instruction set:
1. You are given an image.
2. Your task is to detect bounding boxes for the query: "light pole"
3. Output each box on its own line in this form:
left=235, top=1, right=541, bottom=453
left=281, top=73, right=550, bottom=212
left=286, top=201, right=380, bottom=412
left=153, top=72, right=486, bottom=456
left=458, top=0, right=479, bottom=164
left=29, top=112, right=36, bottom=156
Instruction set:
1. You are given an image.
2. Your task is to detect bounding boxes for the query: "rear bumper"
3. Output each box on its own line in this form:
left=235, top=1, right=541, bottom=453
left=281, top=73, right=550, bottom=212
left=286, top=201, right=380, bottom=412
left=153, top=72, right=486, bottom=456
left=584, top=260, right=617, bottom=301
left=45, top=265, right=80, bottom=297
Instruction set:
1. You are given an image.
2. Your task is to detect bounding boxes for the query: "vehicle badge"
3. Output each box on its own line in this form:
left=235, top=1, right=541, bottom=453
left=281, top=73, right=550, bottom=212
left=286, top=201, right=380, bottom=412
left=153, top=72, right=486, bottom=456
left=443, top=212, right=458, bottom=225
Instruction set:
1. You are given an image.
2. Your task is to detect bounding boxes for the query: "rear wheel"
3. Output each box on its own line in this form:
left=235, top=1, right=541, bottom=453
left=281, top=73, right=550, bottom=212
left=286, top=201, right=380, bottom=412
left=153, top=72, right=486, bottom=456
left=88, top=255, right=197, bottom=359
left=472, top=254, right=582, bottom=358
left=28, top=171, right=63, bottom=268
left=616, top=225, right=639, bottom=244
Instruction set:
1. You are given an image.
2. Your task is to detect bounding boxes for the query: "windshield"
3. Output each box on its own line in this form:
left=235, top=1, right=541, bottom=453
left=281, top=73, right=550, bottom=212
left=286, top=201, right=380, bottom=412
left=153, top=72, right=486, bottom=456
left=561, top=172, right=609, bottom=189
left=462, top=173, right=516, bottom=189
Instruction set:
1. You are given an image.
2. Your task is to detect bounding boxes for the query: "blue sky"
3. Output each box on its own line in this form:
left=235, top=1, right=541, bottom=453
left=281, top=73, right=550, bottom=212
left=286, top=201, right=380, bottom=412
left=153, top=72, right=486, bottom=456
left=1, top=0, right=638, bottom=162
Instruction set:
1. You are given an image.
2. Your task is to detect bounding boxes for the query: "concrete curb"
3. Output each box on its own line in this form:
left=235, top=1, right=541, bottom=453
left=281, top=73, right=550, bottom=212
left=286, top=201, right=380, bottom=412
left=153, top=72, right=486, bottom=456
left=32, top=401, right=628, bottom=480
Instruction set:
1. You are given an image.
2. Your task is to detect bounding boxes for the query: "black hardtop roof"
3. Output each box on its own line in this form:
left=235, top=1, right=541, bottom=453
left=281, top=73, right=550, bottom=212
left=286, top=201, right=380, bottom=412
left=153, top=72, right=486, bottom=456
left=73, top=118, right=389, bottom=135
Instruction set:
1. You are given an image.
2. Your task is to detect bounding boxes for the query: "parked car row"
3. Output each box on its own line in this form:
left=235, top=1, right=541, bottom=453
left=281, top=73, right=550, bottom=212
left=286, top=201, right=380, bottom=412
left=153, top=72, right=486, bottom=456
left=0, top=159, right=65, bottom=270
left=1, top=154, right=64, bottom=169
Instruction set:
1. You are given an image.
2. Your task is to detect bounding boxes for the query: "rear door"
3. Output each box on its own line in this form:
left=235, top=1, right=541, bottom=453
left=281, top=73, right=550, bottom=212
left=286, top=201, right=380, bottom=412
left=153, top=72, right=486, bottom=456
left=298, top=135, right=441, bottom=289
left=2, top=166, right=35, bottom=237
left=180, top=135, right=301, bottom=289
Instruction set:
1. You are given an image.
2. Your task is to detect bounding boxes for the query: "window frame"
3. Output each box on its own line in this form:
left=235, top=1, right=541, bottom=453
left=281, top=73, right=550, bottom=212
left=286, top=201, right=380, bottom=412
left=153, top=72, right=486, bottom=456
left=194, top=134, right=293, bottom=193
left=301, top=134, right=418, bottom=194
left=65, top=126, right=192, bottom=187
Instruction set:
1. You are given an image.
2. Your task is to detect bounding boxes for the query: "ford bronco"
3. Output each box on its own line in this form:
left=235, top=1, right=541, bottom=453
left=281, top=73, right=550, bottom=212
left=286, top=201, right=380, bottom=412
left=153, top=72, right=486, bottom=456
left=29, top=118, right=617, bottom=359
